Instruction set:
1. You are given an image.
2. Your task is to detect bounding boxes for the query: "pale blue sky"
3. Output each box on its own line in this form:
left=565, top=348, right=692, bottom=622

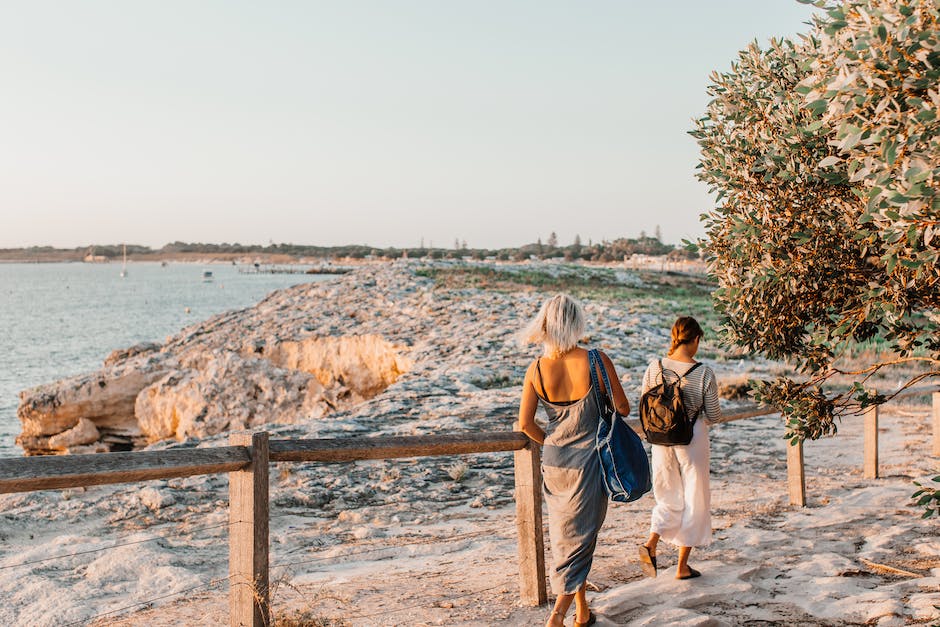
left=0, top=1, right=817, bottom=249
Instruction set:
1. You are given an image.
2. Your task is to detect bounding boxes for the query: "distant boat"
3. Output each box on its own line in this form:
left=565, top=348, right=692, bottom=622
left=202, top=270, right=214, bottom=282
left=120, top=244, right=128, bottom=278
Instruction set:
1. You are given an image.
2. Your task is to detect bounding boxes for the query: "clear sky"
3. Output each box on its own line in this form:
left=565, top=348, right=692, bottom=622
left=0, top=1, right=818, bottom=249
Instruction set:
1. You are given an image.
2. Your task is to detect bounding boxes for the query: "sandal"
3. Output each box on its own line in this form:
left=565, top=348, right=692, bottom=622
left=677, top=566, right=701, bottom=580
left=638, top=545, right=657, bottom=578
left=575, top=610, right=597, bottom=627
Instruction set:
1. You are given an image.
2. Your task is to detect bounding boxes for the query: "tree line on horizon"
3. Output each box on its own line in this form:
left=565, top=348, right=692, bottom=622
left=3, top=233, right=693, bottom=262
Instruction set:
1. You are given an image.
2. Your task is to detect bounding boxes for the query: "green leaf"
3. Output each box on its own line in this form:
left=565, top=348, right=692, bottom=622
left=883, top=141, right=898, bottom=165
left=805, top=99, right=828, bottom=115
left=803, top=120, right=826, bottom=132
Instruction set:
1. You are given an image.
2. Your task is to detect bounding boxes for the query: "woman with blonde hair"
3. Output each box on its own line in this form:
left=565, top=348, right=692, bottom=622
left=517, top=294, right=630, bottom=627
left=638, top=316, right=721, bottom=580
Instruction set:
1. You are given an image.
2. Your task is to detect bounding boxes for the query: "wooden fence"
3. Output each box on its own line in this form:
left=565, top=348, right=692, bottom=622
left=0, top=387, right=937, bottom=625
left=773, top=385, right=940, bottom=507
left=0, top=430, right=540, bottom=626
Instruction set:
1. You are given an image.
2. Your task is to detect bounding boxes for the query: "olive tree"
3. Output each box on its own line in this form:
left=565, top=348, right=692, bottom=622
left=693, top=0, right=938, bottom=459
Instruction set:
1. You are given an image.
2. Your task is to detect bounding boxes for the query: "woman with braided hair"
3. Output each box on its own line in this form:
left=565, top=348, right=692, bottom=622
left=638, top=316, right=722, bottom=580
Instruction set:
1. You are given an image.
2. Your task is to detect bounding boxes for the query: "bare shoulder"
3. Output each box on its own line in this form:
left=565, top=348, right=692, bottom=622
left=523, top=360, right=538, bottom=381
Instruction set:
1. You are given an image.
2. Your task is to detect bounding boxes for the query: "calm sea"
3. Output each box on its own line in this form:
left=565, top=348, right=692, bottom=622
left=0, top=262, right=334, bottom=457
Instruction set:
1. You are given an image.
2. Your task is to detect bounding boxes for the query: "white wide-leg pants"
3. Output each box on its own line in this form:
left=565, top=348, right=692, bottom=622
left=649, top=419, right=712, bottom=547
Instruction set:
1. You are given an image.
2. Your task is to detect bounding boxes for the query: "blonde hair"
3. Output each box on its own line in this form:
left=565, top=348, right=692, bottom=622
left=668, top=316, right=704, bottom=355
left=523, top=294, right=585, bottom=357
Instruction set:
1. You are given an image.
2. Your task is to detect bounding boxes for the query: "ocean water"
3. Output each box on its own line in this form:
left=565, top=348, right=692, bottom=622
left=0, top=262, right=335, bottom=457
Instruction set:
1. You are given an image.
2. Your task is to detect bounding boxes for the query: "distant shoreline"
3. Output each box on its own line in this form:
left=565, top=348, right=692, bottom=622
left=0, top=252, right=370, bottom=265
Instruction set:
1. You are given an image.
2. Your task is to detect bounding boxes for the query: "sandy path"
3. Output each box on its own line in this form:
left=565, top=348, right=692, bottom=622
left=83, top=405, right=939, bottom=627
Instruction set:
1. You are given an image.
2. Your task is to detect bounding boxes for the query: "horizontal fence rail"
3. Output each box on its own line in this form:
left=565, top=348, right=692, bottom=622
left=0, top=446, right=250, bottom=494
left=269, top=431, right=529, bottom=462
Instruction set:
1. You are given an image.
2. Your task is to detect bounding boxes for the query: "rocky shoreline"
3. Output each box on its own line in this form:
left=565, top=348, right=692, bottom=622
left=16, top=260, right=731, bottom=456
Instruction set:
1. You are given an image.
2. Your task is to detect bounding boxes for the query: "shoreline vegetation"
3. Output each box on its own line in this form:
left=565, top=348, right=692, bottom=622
left=0, top=235, right=693, bottom=264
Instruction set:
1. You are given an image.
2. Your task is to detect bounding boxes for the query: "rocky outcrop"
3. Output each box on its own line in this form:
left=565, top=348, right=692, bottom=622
left=103, top=341, right=162, bottom=367
left=16, top=273, right=415, bottom=454
left=257, top=335, right=412, bottom=401
left=16, top=355, right=174, bottom=454
left=135, top=351, right=330, bottom=443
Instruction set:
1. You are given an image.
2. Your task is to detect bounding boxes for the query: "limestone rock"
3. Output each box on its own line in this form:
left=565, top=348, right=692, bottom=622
left=135, top=351, right=330, bottom=443
left=48, top=417, right=100, bottom=449
left=15, top=418, right=103, bottom=455
left=17, top=354, right=173, bottom=447
left=103, top=342, right=162, bottom=367
left=257, top=334, right=412, bottom=400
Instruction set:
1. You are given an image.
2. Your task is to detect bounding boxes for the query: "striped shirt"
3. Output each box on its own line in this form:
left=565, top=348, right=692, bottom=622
left=641, top=357, right=722, bottom=425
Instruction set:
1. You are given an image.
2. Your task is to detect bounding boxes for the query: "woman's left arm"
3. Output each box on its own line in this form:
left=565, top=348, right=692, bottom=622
left=702, top=368, right=723, bottom=424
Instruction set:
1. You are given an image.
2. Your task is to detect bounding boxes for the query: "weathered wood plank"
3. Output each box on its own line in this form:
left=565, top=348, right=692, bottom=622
left=0, top=447, right=250, bottom=494
left=863, top=405, right=879, bottom=479
left=229, top=432, right=270, bottom=627
left=933, top=392, right=940, bottom=457
left=786, top=440, right=806, bottom=507
left=269, top=432, right=529, bottom=462
left=513, top=438, right=546, bottom=606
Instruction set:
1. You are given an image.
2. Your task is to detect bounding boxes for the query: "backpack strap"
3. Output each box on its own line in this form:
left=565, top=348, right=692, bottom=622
left=657, top=361, right=706, bottom=419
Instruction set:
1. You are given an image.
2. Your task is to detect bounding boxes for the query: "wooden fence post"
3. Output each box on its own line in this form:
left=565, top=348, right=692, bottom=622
left=513, top=438, right=547, bottom=606
left=933, top=392, right=940, bottom=457
left=863, top=405, right=879, bottom=479
left=229, top=432, right=270, bottom=627
left=786, top=440, right=806, bottom=507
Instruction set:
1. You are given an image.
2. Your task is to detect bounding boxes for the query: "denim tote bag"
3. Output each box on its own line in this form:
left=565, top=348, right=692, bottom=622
left=588, top=349, right=652, bottom=503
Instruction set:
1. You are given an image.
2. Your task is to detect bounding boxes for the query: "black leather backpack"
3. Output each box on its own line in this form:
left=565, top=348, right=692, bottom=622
left=639, top=361, right=703, bottom=446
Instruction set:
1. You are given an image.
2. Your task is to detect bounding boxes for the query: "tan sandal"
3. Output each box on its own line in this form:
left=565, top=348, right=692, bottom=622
left=575, top=610, right=597, bottom=627
left=638, top=544, right=657, bottom=578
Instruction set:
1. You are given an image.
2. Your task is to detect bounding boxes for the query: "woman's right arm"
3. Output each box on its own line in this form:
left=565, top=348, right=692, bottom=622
left=517, top=363, right=545, bottom=444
